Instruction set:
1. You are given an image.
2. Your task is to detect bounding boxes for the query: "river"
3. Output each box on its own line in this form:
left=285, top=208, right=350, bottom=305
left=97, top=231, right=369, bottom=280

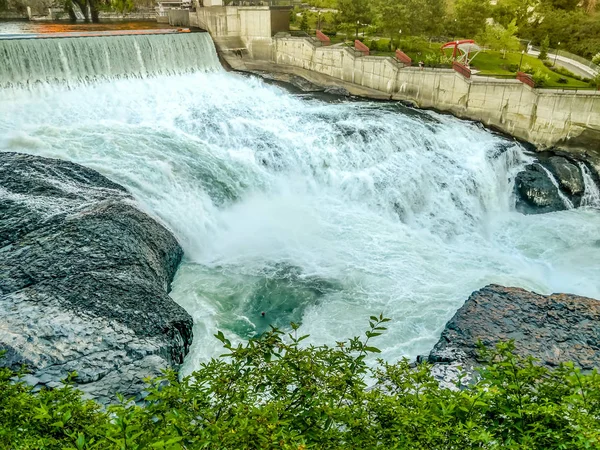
left=1, top=29, right=599, bottom=373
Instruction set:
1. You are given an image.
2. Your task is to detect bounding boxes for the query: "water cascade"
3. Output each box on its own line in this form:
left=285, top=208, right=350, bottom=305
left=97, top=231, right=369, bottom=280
left=0, top=32, right=220, bottom=87
left=1, top=33, right=599, bottom=373
left=580, top=162, right=600, bottom=207
left=537, top=164, right=575, bottom=209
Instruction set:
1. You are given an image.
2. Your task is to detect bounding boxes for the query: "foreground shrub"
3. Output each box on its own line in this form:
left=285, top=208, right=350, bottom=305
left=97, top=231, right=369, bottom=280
left=1, top=317, right=599, bottom=449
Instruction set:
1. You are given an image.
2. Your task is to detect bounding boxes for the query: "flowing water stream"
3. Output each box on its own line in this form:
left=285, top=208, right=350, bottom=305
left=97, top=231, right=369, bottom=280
left=1, top=32, right=599, bottom=373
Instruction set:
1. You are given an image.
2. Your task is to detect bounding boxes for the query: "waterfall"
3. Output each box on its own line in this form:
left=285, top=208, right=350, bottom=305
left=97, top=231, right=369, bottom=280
left=537, top=164, right=574, bottom=209
left=0, top=32, right=220, bottom=88
left=580, top=163, right=600, bottom=208
left=1, top=63, right=599, bottom=371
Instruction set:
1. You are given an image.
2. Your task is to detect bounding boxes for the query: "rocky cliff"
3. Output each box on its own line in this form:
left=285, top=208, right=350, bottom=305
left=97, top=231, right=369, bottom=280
left=514, top=153, right=599, bottom=214
left=0, top=152, right=193, bottom=403
left=427, top=285, right=600, bottom=386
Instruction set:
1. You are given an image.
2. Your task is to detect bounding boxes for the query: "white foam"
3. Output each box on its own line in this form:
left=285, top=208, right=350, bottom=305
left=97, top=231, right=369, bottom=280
left=1, top=71, right=599, bottom=375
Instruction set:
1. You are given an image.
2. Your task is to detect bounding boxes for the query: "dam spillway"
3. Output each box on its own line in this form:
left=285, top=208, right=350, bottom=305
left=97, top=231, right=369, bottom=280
left=0, top=28, right=599, bottom=373
left=0, top=30, right=219, bottom=87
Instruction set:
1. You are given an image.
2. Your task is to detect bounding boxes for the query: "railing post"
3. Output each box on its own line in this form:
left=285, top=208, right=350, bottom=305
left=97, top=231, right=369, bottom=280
left=354, top=40, right=369, bottom=56
left=395, top=49, right=412, bottom=66
left=516, top=71, right=535, bottom=88
left=316, top=30, right=330, bottom=46
left=452, top=61, right=471, bottom=79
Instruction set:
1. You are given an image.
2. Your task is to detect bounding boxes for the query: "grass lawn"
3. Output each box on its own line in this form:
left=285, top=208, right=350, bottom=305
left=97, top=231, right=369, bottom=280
left=470, top=51, right=590, bottom=88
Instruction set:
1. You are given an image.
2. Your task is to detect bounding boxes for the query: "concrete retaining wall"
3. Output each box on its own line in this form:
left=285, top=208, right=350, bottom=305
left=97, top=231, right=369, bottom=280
left=272, top=37, right=600, bottom=151
left=191, top=6, right=288, bottom=60
left=167, top=9, right=189, bottom=26
left=0, top=11, right=28, bottom=19
left=98, top=11, right=156, bottom=20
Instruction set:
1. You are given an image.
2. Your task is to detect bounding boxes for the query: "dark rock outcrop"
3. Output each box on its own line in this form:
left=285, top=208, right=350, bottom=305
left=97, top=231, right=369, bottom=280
left=0, top=152, right=193, bottom=403
left=514, top=163, right=567, bottom=214
left=427, top=285, right=600, bottom=386
left=324, top=86, right=350, bottom=96
left=545, top=156, right=584, bottom=203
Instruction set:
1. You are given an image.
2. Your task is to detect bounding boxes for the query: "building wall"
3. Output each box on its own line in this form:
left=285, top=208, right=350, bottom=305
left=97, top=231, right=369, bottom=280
left=167, top=9, right=190, bottom=26
left=192, top=6, right=289, bottom=60
left=270, top=8, right=289, bottom=35
left=239, top=7, right=272, bottom=39
left=272, top=37, right=600, bottom=151
left=194, top=6, right=241, bottom=37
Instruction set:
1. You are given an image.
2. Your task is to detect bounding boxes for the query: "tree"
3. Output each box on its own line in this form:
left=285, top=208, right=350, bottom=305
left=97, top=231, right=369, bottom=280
left=111, top=0, right=133, bottom=13
left=373, top=0, right=408, bottom=49
left=299, top=12, right=309, bottom=33
left=491, top=0, right=536, bottom=28
left=477, top=20, right=520, bottom=58
left=539, top=35, right=550, bottom=60
left=519, top=8, right=600, bottom=57
left=372, top=0, right=444, bottom=47
left=336, top=0, right=372, bottom=38
left=453, top=0, right=491, bottom=38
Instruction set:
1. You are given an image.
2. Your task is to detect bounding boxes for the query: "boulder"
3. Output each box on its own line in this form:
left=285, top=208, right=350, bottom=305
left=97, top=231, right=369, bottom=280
left=545, top=156, right=584, bottom=202
left=514, top=163, right=567, bottom=214
left=324, top=86, right=350, bottom=96
left=427, top=285, right=600, bottom=387
left=0, top=152, right=193, bottom=403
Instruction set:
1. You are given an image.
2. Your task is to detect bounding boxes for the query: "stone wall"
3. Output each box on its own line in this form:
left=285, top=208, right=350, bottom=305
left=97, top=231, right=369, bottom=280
left=271, top=37, right=600, bottom=153
left=191, top=6, right=288, bottom=60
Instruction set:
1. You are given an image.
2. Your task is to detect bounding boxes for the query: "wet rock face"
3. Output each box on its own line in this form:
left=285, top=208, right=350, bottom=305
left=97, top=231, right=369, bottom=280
left=514, top=163, right=567, bottom=214
left=427, top=285, right=600, bottom=386
left=546, top=156, right=584, bottom=201
left=0, top=152, right=193, bottom=403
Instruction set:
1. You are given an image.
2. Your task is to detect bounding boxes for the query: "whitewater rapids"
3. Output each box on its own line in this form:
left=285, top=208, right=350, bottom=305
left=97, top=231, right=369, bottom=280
left=1, top=71, right=599, bottom=374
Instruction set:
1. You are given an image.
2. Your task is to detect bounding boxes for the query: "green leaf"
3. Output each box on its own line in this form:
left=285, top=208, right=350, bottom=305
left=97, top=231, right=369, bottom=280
left=75, top=433, right=86, bottom=450
left=364, top=346, right=381, bottom=353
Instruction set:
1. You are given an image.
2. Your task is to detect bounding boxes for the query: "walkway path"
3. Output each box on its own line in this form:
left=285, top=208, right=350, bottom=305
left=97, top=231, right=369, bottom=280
left=527, top=49, right=598, bottom=79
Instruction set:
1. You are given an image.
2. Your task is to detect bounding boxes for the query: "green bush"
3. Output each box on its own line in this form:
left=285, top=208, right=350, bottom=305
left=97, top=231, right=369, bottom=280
left=424, top=53, right=439, bottom=67
left=398, top=36, right=430, bottom=53
left=377, top=39, right=391, bottom=52
left=550, top=65, right=582, bottom=80
left=557, top=77, right=569, bottom=84
left=367, top=39, right=392, bottom=53
left=521, top=63, right=534, bottom=75
left=1, top=319, right=600, bottom=449
left=507, top=63, right=519, bottom=73
left=532, top=69, right=550, bottom=87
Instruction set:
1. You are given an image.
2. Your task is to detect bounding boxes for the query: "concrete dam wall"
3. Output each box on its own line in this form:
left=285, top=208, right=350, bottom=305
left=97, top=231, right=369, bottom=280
left=269, top=37, right=600, bottom=154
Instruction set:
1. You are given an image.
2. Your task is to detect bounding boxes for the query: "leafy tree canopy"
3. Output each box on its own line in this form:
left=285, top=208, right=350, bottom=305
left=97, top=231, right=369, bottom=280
left=477, top=19, right=520, bottom=58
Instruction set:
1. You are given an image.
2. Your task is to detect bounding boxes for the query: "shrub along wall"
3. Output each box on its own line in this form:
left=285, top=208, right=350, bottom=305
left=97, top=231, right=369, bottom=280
left=1, top=316, right=599, bottom=449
